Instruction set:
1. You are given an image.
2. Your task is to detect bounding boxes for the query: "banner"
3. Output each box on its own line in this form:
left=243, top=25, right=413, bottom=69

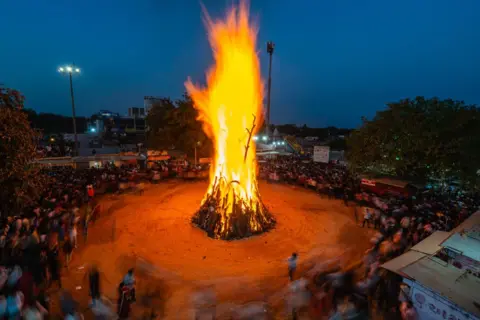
left=313, top=146, right=330, bottom=163
left=361, top=179, right=376, bottom=186
left=411, top=285, right=472, bottom=320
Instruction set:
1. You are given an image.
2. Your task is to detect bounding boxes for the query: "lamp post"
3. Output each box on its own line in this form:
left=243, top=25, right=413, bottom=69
left=58, top=65, right=81, bottom=156
left=266, top=41, right=275, bottom=136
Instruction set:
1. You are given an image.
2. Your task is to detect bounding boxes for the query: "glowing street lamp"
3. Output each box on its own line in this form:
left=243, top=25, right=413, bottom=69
left=58, top=64, right=81, bottom=156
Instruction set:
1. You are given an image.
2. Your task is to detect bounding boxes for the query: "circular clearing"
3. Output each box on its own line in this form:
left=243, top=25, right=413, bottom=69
left=68, top=181, right=372, bottom=318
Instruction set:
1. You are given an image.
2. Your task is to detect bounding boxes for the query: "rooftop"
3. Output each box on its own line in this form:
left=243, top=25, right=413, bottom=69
left=381, top=215, right=480, bottom=318
left=442, top=211, right=480, bottom=262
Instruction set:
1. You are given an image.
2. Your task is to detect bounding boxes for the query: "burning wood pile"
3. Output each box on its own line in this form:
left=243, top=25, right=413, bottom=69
left=185, top=1, right=275, bottom=239
left=192, top=176, right=275, bottom=240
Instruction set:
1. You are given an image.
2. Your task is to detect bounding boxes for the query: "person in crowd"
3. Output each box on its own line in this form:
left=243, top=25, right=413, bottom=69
left=400, top=300, right=417, bottom=320
left=117, top=282, right=131, bottom=319
left=0, top=156, right=475, bottom=318
left=69, top=223, right=77, bottom=249
left=88, top=265, right=101, bottom=305
left=362, top=208, right=372, bottom=228
left=47, top=238, right=61, bottom=288
left=60, top=290, right=81, bottom=320
left=62, top=236, right=73, bottom=270
left=288, top=253, right=298, bottom=281
left=122, top=268, right=136, bottom=302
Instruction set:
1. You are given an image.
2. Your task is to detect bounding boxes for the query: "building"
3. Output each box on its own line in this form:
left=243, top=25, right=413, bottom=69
left=381, top=212, right=480, bottom=320
left=144, top=96, right=163, bottom=114
left=128, top=107, right=146, bottom=118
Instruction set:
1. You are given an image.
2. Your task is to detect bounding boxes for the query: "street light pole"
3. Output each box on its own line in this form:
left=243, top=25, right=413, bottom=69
left=58, top=64, right=81, bottom=156
left=266, top=41, right=275, bottom=137
left=68, top=71, right=78, bottom=156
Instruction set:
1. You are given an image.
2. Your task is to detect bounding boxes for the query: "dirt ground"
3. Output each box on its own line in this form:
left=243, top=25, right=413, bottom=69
left=58, top=181, right=373, bottom=319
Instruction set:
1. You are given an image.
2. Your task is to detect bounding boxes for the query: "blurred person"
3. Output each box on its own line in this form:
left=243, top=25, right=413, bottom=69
left=122, top=269, right=136, bottom=302
left=60, top=290, right=79, bottom=319
left=287, top=253, right=298, bottom=281
left=362, top=208, right=372, bottom=228
left=192, top=286, right=216, bottom=320
left=63, top=236, right=74, bottom=269
left=69, top=223, right=78, bottom=249
left=286, top=278, right=310, bottom=320
left=47, top=239, right=61, bottom=288
left=88, top=265, right=101, bottom=305
left=400, top=301, right=417, bottom=320
left=4, top=285, right=24, bottom=320
left=117, top=282, right=131, bottom=319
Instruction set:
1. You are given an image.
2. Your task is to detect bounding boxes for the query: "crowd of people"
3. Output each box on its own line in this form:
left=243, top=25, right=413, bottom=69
left=0, top=156, right=478, bottom=319
left=0, top=164, right=148, bottom=319
left=259, top=157, right=480, bottom=319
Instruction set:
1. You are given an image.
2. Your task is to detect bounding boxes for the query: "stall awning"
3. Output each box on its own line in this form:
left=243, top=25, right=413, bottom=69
left=381, top=229, right=480, bottom=318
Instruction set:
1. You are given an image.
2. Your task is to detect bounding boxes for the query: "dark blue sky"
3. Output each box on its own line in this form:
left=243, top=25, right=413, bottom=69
left=1, top=0, right=479, bottom=128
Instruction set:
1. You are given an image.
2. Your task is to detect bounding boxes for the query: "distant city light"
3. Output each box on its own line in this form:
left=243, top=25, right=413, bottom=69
left=262, top=136, right=268, bottom=141
left=75, top=68, right=80, bottom=73
left=90, top=127, right=96, bottom=133
left=66, top=66, right=73, bottom=72
left=58, top=67, right=64, bottom=72
left=253, top=136, right=258, bottom=141
left=50, top=138, right=55, bottom=142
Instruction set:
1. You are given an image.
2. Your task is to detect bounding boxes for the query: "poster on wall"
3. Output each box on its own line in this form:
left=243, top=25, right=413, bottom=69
left=411, top=285, right=472, bottom=320
left=313, top=146, right=330, bottom=163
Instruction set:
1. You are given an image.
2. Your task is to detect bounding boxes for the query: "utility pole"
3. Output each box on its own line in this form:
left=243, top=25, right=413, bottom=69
left=59, top=64, right=81, bottom=156
left=266, top=41, right=275, bottom=137
left=69, top=71, right=78, bottom=156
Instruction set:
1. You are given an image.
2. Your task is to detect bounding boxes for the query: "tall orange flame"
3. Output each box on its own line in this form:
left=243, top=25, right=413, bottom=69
left=186, top=1, right=272, bottom=238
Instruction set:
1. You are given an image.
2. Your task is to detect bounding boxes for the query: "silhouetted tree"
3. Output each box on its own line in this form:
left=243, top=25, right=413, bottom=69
left=347, top=97, right=480, bottom=187
left=146, top=94, right=212, bottom=157
left=25, top=109, right=87, bottom=134
left=0, top=87, right=48, bottom=215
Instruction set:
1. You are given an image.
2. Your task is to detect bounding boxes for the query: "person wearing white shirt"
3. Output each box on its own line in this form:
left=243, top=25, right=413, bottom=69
left=287, top=253, right=298, bottom=281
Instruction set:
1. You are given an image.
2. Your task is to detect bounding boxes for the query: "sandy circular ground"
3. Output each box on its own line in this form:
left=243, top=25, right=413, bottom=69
left=63, top=181, right=373, bottom=318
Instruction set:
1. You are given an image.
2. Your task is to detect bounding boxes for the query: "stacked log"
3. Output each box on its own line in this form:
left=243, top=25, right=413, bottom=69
left=192, top=181, right=275, bottom=240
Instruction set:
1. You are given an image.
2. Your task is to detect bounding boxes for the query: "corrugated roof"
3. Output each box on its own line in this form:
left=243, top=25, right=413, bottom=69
left=401, top=256, right=480, bottom=317
left=381, top=224, right=480, bottom=318
left=381, top=250, right=427, bottom=275
left=442, top=211, right=480, bottom=262
left=410, top=231, right=451, bottom=255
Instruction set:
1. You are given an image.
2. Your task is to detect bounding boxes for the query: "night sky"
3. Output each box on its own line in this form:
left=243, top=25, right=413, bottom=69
left=1, top=0, right=479, bottom=128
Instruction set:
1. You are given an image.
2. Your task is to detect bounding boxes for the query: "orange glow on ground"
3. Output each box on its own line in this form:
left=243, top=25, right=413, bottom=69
left=185, top=1, right=273, bottom=239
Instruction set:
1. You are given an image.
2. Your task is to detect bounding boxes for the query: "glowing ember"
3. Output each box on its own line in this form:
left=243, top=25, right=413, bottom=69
left=185, top=1, right=275, bottom=239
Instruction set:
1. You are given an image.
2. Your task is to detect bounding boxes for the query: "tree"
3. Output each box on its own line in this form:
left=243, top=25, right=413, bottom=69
left=0, top=87, right=47, bottom=215
left=346, top=97, right=480, bottom=187
left=25, top=109, right=87, bottom=134
left=146, top=94, right=212, bottom=157
left=328, top=138, right=347, bottom=151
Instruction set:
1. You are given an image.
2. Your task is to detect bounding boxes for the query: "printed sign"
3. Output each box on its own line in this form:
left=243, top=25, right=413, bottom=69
left=313, top=146, right=330, bottom=163
left=411, top=286, right=472, bottom=320
left=361, top=179, right=376, bottom=187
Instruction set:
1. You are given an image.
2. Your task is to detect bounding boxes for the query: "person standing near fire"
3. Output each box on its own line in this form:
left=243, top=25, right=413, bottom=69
left=287, top=253, right=298, bottom=281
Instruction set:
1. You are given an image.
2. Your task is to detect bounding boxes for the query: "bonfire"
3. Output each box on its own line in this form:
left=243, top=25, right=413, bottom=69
left=185, top=1, right=275, bottom=240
